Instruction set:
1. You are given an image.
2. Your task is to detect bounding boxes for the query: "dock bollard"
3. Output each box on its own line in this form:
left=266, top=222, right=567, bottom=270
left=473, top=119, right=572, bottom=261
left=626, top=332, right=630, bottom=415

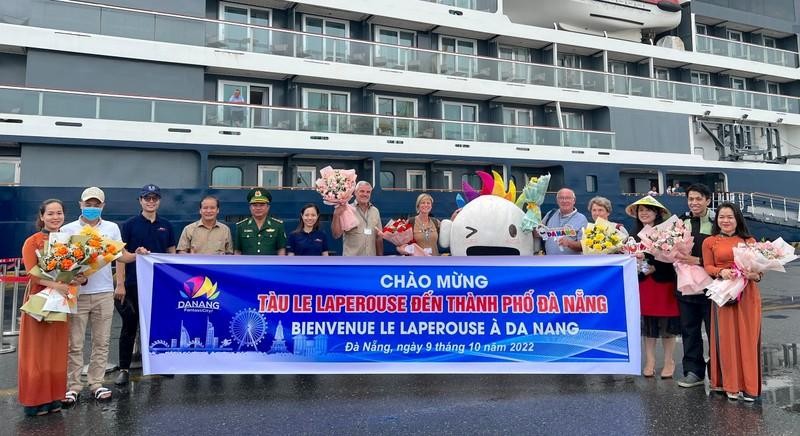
left=0, top=261, right=18, bottom=354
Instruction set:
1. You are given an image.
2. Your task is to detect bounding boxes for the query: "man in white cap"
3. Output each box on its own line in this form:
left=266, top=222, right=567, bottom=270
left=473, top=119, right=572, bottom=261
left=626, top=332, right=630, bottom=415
left=60, top=187, right=134, bottom=403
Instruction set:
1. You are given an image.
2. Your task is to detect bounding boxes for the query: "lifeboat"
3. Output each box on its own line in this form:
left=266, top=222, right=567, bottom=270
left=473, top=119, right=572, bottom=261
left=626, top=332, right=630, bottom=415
left=503, top=0, right=689, bottom=41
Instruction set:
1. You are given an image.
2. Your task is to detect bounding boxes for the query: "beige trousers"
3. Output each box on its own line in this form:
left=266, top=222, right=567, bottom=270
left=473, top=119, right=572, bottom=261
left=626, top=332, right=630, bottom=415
left=67, top=292, right=114, bottom=392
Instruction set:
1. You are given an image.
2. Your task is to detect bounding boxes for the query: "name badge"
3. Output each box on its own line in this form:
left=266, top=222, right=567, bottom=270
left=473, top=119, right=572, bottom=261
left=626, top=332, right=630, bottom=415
left=364, top=228, right=372, bottom=235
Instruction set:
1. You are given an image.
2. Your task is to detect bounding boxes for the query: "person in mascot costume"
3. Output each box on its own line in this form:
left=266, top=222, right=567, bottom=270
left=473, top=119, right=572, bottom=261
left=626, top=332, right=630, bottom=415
left=439, top=171, right=536, bottom=256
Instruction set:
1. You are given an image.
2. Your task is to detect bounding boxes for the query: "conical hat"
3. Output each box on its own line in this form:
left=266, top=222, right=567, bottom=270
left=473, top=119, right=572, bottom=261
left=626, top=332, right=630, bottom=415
left=625, top=196, right=670, bottom=218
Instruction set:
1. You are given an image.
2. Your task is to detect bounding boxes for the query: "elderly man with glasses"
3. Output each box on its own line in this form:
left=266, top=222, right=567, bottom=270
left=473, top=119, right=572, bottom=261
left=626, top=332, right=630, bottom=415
left=539, top=188, right=588, bottom=255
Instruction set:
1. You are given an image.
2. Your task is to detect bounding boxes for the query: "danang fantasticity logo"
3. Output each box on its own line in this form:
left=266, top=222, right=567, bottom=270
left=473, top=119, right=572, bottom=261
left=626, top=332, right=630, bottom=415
left=177, top=276, right=221, bottom=312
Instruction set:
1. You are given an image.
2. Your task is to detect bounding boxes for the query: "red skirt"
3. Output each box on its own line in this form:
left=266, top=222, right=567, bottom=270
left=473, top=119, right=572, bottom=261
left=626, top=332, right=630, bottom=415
left=639, top=276, right=679, bottom=317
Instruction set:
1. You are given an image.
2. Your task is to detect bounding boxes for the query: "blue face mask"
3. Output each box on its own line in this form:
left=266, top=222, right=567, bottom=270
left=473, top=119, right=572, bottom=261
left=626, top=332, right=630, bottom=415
left=82, top=207, right=102, bottom=221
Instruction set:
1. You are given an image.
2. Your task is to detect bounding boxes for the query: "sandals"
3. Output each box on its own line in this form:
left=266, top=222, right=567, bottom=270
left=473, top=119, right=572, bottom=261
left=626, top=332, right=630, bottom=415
left=93, top=387, right=112, bottom=401
left=64, top=390, right=79, bottom=406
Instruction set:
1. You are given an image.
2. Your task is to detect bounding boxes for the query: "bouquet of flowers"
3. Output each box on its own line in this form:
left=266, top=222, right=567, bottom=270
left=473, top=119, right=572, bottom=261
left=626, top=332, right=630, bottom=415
left=380, top=219, right=429, bottom=256
left=706, top=238, right=798, bottom=306
left=515, top=174, right=551, bottom=232
left=315, top=166, right=358, bottom=231
left=734, top=238, right=798, bottom=273
left=638, top=215, right=712, bottom=294
left=621, top=237, right=652, bottom=274
left=80, top=225, right=126, bottom=275
left=580, top=218, right=624, bottom=254
left=20, top=232, right=87, bottom=321
left=20, top=227, right=125, bottom=322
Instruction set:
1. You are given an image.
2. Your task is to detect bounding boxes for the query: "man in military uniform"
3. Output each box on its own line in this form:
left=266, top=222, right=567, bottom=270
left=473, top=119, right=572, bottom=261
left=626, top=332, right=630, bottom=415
left=235, top=188, right=287, bottom=255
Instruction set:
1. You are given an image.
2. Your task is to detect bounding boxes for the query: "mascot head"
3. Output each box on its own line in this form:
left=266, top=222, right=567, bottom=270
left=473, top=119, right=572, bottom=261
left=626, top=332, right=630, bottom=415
left=439, top=171, right=534, bottom=256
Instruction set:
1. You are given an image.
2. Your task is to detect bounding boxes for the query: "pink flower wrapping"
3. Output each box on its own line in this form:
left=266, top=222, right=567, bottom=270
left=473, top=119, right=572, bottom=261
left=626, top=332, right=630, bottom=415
left=315, top=166, right=358, bottom=231
left=674, top=263, right=712, bottom=295
left=380, top=219, right=415, bottom=247
left=705, top=275, right=747, bottom=307
left=706, top=238, right=798, bottom=306
left=637, top=215, right=693, bottom=263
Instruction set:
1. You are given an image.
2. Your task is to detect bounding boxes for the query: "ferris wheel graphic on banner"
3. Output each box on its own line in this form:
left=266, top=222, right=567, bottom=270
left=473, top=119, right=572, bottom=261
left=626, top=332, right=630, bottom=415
left=229, top=308, right=268, bottom=351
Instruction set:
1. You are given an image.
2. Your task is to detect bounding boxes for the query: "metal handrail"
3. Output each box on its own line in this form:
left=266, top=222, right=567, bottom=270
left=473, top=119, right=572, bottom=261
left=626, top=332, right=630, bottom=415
left=0, top=85, right=615, bottom=148
left=7, top=0, right=796, bottom=114
left=715, top=191, right=800, bottom=223
left=696, top=34, right=798, bottom=56
left=0, top=84, right=614, bottom=135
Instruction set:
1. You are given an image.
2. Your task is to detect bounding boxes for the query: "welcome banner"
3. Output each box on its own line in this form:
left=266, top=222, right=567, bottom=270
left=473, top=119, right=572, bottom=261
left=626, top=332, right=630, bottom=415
left=137, top=255, right=641, bottom=374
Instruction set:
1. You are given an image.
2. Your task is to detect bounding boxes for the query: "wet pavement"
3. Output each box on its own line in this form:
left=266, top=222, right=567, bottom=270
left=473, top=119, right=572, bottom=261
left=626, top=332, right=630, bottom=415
left=1, top=264, right=799, bottom=436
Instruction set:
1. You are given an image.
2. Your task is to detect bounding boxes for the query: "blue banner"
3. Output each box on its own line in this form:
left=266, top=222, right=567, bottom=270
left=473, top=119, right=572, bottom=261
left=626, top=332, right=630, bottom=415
left=137, top=255, right=641, bottom=374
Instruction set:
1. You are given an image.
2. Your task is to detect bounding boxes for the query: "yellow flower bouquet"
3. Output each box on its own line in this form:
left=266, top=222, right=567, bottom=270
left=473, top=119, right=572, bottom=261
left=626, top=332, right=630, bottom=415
left=581, top=218, right=625, bottom=255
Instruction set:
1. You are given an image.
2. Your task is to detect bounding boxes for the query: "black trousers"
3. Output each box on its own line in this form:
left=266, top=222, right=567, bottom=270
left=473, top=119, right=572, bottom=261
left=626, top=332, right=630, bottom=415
left=678, top=294, right=711, bottom=378
left=115, top=283, right=140, bottom=370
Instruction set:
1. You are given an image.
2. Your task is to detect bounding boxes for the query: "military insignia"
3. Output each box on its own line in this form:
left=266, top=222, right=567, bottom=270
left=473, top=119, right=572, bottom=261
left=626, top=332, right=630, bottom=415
left=266, top=228, right=276, bottom=232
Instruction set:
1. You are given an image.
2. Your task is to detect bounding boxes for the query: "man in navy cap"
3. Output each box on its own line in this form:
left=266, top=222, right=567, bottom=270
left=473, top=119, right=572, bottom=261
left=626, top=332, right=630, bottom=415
left=114, top=184, right=176, bottom=385
left=235, top=187, right=286, bottom=255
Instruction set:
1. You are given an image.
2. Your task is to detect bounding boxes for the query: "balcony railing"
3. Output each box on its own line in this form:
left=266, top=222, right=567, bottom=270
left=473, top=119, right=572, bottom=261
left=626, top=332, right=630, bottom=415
left=0, top=85, right=616, bottom=149
left=8, top=0, right=800, bottom=115
left=420, top=0, right=497, bottom=12
left=695, top=34, right=799, bottom=68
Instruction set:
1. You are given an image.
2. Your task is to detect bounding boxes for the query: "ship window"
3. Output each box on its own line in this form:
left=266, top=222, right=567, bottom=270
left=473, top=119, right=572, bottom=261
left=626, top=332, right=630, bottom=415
left=295, top=166, right=316, bottom=188
left=442, top=101, right=478, bottom=140
left=217, top=80, right=272, bottom=128
left=654, top=68, right=671, bottom=98
left=218, top=2, right=271, bottom=52
left=766, top=81, right=781, bottom=95
left=438, top=0, right=477, bottom=8
left=690, top=71, right=712, bottom=103
left=376, top=96, right=417, bottom=137
left=461, top=173, right=481, bottom=190
left=502, top=107, right=533, bottom=143
left=380, top=171, right=395, bottom=189
left=498, top=46, right=529, bottom=82
left=257, top=165, right=283, bottom=188
left=303, top=15, right=349, bottom=62
left=665, top=171, right=726, bottom=196
left=407, top=170, right=426, bottom=190
left=763, top=37, right=777, bottom=48
left=443, top=170, right=453, bottom=191
left=695, top=23, right=708, bottom=35
left=619, top=170, right=658, bottom=195
left=586, top=175, right=597, bottom=193
left=211, top=166, right=243, bottom=187
left=439, top=35, right=477, bottom=76
left=0, top=158, right=20, bottom=185
left=375, top=26, right=416, bottom=69
left=302, top=89, right=350, bottom=132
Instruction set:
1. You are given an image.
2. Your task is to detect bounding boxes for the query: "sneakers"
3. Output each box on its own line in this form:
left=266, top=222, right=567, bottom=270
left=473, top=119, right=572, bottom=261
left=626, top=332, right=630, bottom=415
left=115, top=369, right=130, bottom=386
left=726, top=392, right=740, bottom=400
left=677, top=372, right=704, bottom=388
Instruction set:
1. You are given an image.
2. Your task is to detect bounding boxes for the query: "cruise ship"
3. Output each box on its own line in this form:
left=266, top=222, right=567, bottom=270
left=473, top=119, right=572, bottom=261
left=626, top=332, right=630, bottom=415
left=1, top=0, right=800, bottom=256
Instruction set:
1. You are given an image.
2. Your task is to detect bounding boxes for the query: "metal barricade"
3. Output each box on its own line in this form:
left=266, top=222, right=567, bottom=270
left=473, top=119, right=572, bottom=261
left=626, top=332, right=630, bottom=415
left=1, top=258, right=24, bottom=354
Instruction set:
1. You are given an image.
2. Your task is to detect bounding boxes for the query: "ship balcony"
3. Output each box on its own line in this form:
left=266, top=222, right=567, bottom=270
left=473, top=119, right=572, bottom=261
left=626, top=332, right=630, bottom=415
left=0, top=85, right=616, bottom=150
left=695, top=34, right=799, bottom=69
left=7, top=0, right=800, bottom=118
left=420, top=0, right=498, bottom=13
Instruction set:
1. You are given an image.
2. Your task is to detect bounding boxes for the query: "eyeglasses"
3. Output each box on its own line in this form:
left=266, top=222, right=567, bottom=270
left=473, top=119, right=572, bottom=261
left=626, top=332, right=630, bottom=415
left=141, top=196, right=160, bottom=202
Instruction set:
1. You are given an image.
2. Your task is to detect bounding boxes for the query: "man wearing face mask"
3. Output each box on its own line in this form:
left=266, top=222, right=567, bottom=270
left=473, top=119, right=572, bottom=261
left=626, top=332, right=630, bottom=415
left=60, top=187, right=135, bottom=403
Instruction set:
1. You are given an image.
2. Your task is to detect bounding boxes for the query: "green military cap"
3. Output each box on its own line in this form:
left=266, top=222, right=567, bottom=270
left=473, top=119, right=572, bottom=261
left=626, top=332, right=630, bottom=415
left=247, top=187, right=271, bottom=204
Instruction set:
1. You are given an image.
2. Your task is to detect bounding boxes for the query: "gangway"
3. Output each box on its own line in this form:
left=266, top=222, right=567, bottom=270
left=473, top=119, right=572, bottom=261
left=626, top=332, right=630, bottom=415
left=714, top=192, right=800, bottom=229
